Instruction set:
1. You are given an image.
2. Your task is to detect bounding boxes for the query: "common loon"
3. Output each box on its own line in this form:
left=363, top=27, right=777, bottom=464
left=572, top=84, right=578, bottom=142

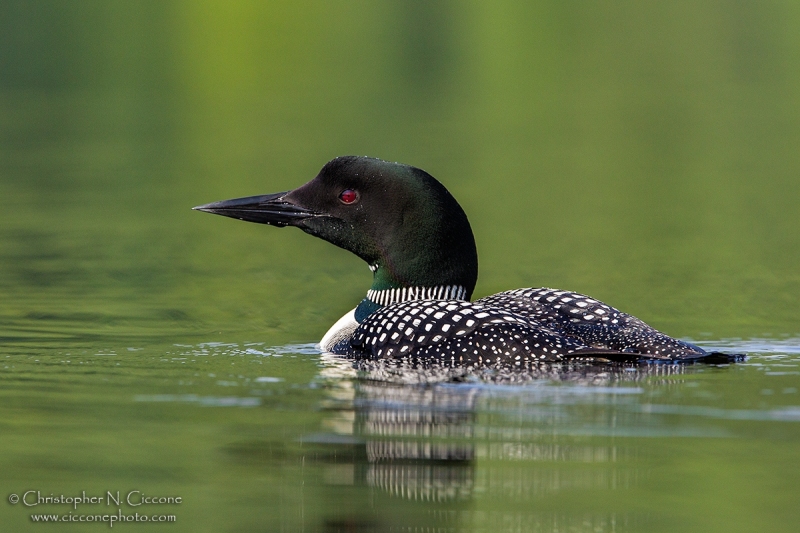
left=195, top=156, right=741, bottom=365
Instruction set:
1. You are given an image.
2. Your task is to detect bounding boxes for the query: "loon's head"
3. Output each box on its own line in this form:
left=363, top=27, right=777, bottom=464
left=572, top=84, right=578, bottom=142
left=194, top=156, right=478, bottom=317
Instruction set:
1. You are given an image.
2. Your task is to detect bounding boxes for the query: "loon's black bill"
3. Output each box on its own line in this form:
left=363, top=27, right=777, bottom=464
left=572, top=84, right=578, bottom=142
left=193, top=192, right=319, bottom=227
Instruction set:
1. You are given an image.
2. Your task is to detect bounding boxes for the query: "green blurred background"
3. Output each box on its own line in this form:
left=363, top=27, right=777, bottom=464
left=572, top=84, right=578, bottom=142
left=2, top=3, right=800, bottom=533
left=1, top=0, right=798, bottom=347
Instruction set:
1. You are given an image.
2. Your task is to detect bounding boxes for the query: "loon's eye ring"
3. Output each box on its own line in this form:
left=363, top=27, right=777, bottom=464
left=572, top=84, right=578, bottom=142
left=338, top=189, right=359, bottom=204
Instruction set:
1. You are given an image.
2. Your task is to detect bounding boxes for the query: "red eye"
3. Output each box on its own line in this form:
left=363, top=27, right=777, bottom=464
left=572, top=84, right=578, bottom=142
left=339, top=189, right=359, bottom=204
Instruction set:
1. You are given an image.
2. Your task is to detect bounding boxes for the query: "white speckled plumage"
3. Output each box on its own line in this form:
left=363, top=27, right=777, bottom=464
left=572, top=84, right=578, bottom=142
left=329, top=287, right=707, bottom=362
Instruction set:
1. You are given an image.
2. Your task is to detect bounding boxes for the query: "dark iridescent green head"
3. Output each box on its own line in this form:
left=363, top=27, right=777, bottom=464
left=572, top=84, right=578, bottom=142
left=194, top=156, right=479, bottom=301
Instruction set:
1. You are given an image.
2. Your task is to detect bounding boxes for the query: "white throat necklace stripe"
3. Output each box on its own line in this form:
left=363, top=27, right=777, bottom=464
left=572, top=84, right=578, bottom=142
left=366, top=285, right=467, bottom=306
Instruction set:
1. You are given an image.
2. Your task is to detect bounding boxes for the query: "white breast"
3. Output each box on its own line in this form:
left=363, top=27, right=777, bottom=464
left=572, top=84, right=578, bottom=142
left=319, top=308, right=358, bottom=352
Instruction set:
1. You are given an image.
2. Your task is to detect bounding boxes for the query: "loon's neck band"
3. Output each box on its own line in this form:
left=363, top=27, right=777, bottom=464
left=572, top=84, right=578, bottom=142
left=366, top=285, right=467, bottom=306
left=355, top=285, right=469, bottom=323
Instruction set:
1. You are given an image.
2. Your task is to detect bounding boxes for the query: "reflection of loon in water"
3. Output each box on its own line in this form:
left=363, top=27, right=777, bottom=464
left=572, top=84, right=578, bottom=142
left=359, top=382, right=478, bottom=502
left=316, top=356, right=480, bottom=502
left=314, top=356, right=695, bottom=505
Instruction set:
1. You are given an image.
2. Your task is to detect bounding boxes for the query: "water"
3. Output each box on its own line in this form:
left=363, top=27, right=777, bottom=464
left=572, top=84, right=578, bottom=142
left=3, top=340, right=800, bottom=531
left=2, top=2, right=800, bottom=531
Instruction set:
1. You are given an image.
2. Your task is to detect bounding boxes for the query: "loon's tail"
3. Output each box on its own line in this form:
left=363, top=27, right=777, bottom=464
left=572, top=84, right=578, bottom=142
left=567, top=349, right=746, bottom=364
left=693, top=351, right=747, bottom=364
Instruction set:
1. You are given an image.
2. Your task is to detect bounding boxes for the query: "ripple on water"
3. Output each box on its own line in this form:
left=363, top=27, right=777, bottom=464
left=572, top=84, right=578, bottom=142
left=133, top=394, right=261, bottom=407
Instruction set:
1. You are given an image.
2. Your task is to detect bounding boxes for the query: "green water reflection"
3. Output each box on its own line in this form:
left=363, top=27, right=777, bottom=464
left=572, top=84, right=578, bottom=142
left=2, top=1, right=800, bottom=531
left=3, top=342, right=800, bottom=532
